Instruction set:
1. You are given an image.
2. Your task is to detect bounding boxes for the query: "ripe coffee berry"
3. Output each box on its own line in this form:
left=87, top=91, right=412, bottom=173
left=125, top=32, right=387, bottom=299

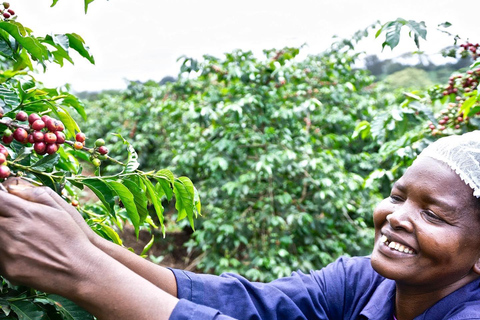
left=0, top=153, right=5, bottom=165
left=76, top=132, right=86, bottom=143
left=46, top=143, right=58, bottom=155
left=2, top=134, right=13, bottom=144
left=44, top=132, right=57, bottom=144
left=3, top=12, right=10, bottom=19
left=13, top=128, right=28, bottom=143
left=55, top=131, right=66, bottom=144
left=98, top=146, right=108, bottom=155
left=34, top=142, right=47, bottom=155
left=6, top=9, right=13, bottom=15
left=45, top=118, right=57, bottom=132
left=31, top=119, right=46, bottom=131
left=32, top=131, right=44, bottom=142
left=71, top=199, right=79, bottom=207
left=0, top=146, right=8, bottom=158
left=28, top=113, right=41, bottom=125
left=0, top=164, right=10, bottom=179
left=15, top=111, right=28, bottom=122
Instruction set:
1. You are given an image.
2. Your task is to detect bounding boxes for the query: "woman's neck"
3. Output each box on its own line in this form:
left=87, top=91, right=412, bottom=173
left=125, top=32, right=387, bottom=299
left=394, top=274, right=479, bottom=320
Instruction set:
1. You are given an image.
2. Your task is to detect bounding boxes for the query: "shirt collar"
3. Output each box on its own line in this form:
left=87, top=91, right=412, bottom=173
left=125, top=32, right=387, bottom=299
left=360, top=277, right=396, bottom=320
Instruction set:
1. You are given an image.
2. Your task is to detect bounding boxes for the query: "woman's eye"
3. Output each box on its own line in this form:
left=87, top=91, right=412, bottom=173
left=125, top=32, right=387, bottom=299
left=422, top=210, right=443, bottom=222
left=389, top=195, right=403, bottom=203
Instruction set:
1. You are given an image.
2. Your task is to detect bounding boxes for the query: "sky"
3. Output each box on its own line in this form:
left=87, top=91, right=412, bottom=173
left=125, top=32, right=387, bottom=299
left=13, top=0, right=480, bottom=92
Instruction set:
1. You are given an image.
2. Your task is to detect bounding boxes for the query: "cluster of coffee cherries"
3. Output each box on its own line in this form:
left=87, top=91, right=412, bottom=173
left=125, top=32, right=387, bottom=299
left=0, top=110, right=109, bottom=179
left=442, top=68, right=480, bottom=96
left=427, top=103, right=466, bottom=135
left=1, top=2, right=15, bottom=20
left=429, top=68, right=480, bottom=135
left=459, top=42, right=480, bottom=60
left=2, top=111, right=67, bottom=156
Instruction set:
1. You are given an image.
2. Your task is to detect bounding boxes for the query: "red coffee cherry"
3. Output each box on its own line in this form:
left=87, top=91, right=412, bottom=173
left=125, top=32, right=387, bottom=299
left=7, top=9, right=14, bottom=15
left=13, top=128, right=28, bottom=143
left=71, top=199, right=79, bottom=207
left=0, top=153, right=6, bottom=165
left=3, top=12, right=11, bottom=19
left=28, top=113, right=41, bottom=125
left=75, top=132, right=86, bottom=143
left=55, top=131, right=65, bottom=144
left=44, top=132, right=57, bottom=144
left=98, top=146, right=108, bottom=155
left=34, top=142, right=47, bottom=154
left=31, top=119, right=45, bottom=131
left=15, top=111, right=28, bottom=122
left=32, top=131, right=45, bottom=142
left=46, top=143, right=58, bottom=154
left=27, top=134, right=34, bottom=144
left=45, top=118, right=57, bottom=132
left=0, top=164, right=10, bottom=179
left=0, top=145, right=8, bottom=158
left=2, top=134, right=13, bottom=144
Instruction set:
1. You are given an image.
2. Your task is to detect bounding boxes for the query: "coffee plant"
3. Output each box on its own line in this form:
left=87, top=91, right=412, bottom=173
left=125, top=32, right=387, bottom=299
left=0, top=2, right=200, bottom=319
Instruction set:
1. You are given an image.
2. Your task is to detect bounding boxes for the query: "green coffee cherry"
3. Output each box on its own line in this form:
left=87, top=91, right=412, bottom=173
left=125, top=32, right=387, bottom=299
left=94, top=138, right=105, bottom=147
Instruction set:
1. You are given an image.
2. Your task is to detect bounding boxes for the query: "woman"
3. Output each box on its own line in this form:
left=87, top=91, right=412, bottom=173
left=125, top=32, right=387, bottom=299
left=0, top=131, right=479, bottom=320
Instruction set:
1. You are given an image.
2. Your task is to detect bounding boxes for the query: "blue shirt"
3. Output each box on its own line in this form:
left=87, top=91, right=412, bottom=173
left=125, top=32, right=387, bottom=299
left=169, top=256, right=480, bottom=319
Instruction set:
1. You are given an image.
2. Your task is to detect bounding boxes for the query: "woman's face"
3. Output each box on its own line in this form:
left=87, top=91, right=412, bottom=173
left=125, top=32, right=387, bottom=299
left=371, top=156, right=480, bottom=292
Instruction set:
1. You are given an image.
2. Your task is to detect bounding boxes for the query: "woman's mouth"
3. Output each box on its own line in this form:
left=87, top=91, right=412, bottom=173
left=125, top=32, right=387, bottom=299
left=380, top=234, right=415, bottom=255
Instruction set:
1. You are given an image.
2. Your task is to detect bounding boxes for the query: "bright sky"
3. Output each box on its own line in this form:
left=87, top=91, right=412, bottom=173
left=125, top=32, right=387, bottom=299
left=13, top=0, right=480, bottom=92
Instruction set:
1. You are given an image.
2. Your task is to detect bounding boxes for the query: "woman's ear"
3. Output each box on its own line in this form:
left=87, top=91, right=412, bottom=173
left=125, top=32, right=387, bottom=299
left=473, top=258, right=480, bottom=275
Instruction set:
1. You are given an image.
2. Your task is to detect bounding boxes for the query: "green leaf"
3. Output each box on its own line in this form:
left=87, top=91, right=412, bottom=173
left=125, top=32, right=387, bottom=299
left=173, top=177, right=195, bottom=229
left=9, top=300, right=44, bottom=320
left=0, top=21, right=49, bottom=63
left=460, top=94, right=477, bottom=117
left=81, top=178, right=116, bottom=212
left=30, top=153, right=60, bottom=171
left=156, top=168, right=175, bottom=183
left=438, top=21, right=452, bottom=28
left=0, top=85, right=20, bottom=108
left=107, top=180, right=140, bottom=237
left=123, top=177, right=149, bottom=224
left=112, top=133, right=139, bottom=173
left=155, top=178, right=173, bottom=201
left=66, top=33, right=94, bottom=64
left=51, top=0, right=60, bottom=7
left=48, top=294, right=94, bottom=320
left=54, top=105, right=80, bottom=138
left=142, top=176, right=165, bottom=235
left=62, top=94, right=87, bottom=121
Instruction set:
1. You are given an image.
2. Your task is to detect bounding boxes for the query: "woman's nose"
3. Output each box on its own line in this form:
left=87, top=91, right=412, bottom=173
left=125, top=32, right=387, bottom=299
left=386, top=207, right=414, bottom=232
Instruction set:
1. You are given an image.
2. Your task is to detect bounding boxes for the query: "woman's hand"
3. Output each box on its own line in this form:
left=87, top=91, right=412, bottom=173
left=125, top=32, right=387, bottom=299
left=0, top=180, right=179, bottom=319
left=0, top=184, right=96, bottom=294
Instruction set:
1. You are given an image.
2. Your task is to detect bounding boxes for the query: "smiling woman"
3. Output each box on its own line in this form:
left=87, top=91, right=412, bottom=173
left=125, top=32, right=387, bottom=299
left=0, top=131, right=480, bottom=320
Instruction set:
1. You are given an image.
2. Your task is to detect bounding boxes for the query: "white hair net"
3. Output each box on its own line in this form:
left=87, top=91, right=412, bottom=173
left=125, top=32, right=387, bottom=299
left=416, top=130, right=480, bottom=198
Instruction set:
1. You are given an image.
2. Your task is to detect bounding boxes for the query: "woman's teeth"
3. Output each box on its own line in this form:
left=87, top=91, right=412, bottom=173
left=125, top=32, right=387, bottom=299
left=380, top=234, right=414, bottom=254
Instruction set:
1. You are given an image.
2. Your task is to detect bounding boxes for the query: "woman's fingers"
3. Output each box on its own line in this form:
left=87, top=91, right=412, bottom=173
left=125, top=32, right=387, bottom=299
left=3, top=178, right=99, bottom=243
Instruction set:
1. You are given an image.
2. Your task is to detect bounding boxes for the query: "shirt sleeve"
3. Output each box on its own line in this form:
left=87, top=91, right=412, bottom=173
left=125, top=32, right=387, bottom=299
left=168, top=256, right=372, bottom=320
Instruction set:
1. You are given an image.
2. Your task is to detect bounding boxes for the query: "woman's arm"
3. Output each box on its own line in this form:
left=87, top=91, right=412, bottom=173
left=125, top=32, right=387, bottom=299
left=0, top=187, right=179, bottom=320
left=6, top=180, right=179, bottom=297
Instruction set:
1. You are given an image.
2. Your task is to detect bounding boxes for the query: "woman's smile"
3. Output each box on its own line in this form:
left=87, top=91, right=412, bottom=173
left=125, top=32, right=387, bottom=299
left=379, top=234, right=415, bottom=255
